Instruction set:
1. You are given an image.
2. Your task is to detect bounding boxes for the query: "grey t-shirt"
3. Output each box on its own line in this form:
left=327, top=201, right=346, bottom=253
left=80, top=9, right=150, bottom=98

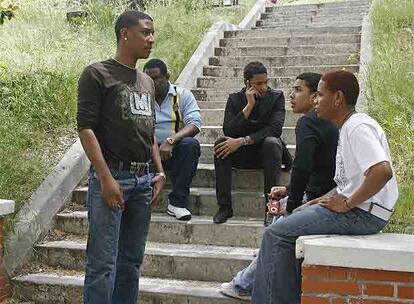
left=77, top=59, right=155, bottom=163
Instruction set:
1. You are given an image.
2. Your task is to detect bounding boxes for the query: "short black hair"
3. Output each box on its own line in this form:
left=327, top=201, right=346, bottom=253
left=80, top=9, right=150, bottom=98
left=321, top=70, right=359, bottom=106
left=296, top=73, right=322, bottom=93
left=143, top=58, right=168, bottom=76
left=243, top=61, right=267, bottom=82
left=115, top=10, right=153, bottom=43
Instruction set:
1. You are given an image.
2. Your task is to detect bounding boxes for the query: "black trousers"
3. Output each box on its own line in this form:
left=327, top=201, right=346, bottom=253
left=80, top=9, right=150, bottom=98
left=214, top=136, right=283, bottom=207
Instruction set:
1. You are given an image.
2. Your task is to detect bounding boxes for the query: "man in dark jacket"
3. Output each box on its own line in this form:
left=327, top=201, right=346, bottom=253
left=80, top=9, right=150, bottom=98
left=213, top=61, right=285, bottom=224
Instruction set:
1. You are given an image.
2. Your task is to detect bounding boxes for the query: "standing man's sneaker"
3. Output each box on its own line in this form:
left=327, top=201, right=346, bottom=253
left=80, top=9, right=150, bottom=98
left=167, top=203, right=192, bottom=221
left=219, top=282, right=251, bottom=301
left=213, top=206, right=233, bottom=224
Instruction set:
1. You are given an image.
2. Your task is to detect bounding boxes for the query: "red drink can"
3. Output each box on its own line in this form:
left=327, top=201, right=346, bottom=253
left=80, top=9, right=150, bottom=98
left=267, top=199, right=280, bottom=216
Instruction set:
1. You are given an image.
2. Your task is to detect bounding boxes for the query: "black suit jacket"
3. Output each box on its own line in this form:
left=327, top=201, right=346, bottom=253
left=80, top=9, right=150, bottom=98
left=223, top=88, right=285, bottom=143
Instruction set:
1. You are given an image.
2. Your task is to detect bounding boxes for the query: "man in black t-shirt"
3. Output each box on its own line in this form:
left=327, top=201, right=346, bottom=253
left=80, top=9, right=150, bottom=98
left=77, top=11, right=165, bottom=304
left=213, top=61, right=285, bottom=224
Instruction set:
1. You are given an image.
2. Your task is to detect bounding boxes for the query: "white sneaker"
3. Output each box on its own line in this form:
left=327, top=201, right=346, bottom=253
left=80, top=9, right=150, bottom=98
left=219, top=282, right=251, bottom=301
left=166, top=203, right=191, bottom=221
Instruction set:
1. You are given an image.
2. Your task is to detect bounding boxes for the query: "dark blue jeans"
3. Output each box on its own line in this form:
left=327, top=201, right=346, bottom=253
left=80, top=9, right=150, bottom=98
left=252, top=204, right=387, bottom=304
left=163, top=137, right=200, bottom=208
left=83, top=167, right=152, bottom=304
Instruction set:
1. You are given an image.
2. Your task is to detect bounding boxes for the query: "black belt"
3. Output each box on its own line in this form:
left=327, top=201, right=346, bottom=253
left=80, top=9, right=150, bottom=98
left=106, top=159, right=155, bottom=176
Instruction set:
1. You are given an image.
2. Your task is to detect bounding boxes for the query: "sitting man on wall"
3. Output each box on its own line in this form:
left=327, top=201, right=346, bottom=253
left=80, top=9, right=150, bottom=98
left=144, top=58, right=202, bottom=221
left=213, top=61, right=285, bottom=224
left=252, top=70, right=399, bottom=304
left=219, top=72, right=339, bottom=301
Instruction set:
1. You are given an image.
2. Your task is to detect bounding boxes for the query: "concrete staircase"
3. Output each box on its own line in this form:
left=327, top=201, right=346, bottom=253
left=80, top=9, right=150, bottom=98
left=11, top=0, right=369, bottom=302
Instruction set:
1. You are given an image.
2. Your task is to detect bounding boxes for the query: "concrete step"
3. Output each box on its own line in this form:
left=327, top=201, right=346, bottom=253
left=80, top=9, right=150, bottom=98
left=209, top=53, right=359, bottom=68
left=197, top=126, right=295, bottom=145
left=56, top=212, right=264, bottom=247
left=260, top=11, right=368, bottom=21
left=214, top=43, right=360, bottom=57
left=224, top=25, right=361, bottom=38
left=257, top=20, right=363, bottom=29
left=219, top=34, right=361, bottom=48
left=13, top=273, right=244, bottom=303
left=193, top=88, right=292, bottom=101
left=201, top=108, right=299, bottom=126
left=264, top=1, right=370, bottom=13
left=72, top=186, right=269, bottom=218
left=198, top=101, right=228, bottom=109
left=197, top=76, right=294, bottom=89
left=262, top=7, right=369, bottom=18
left=199, top=143, right=295, bottom=164
left=257, top=21, right=363, bottom=30
left=203, top=64, right=359, bottom=78
left=35, top=240, right=254, bottom=282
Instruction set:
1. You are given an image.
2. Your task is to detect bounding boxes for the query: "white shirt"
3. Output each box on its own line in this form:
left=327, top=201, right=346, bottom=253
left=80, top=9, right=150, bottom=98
left=334, top=113, right=398, bottom=211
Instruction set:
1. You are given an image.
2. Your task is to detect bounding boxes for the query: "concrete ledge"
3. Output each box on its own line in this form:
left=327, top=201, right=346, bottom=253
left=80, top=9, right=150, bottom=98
left=238, top=0, right=267, bottom=29
left=356, top=2, right=374, bottom=113
left=175, top=21, right=238, bottom=89
left=0, top=200, right=14, bottom=216
left=4, top=139, right=90, bottom=275
left=296, top=233, right=414, bottom=273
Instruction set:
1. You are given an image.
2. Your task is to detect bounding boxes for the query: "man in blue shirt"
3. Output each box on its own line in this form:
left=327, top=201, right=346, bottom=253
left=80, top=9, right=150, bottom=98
left=144, top=59, right=202, bottom=220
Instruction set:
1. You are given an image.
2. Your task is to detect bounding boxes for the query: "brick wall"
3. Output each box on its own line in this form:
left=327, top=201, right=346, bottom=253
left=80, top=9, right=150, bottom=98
left=302, top=264, right=414, bottom=304
left=0, top=218, right=11, bottom=302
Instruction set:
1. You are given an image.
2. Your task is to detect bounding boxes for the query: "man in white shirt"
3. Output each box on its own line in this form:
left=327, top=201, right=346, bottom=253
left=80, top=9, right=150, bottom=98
left=252, top=70, right=398, bottom=304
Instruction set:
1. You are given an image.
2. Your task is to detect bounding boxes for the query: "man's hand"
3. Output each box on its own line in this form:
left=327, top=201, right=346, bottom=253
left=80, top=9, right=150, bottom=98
left=150, top=174, right=166, bottom=207
left=270, top=186, right=287, bottom=200
left=100, top=175, right=124, bottom=210
left=214, top=137, right=243, bottom=159
left=319, top=193, right=350, bottom=213
left=159, top=142, right=173, bottom=162
left=245, top=86, right=260, bottom=107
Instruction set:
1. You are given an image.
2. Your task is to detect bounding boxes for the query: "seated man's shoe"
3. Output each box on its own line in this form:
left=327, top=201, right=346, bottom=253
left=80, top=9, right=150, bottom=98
left=167, top=203, right=191, bottom=221
left=219, top=282, right=251, bottom=301
left=213, top=206, right=233, bottom=224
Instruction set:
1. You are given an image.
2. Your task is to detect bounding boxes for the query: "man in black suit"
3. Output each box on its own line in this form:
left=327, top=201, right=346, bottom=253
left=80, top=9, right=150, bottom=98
left=213, top=61, right=285, bottom=223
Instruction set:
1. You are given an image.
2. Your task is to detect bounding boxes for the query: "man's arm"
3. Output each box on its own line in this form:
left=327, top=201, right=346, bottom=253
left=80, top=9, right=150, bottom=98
left=150, top=136, right=166, bottom=206
left=77, top=66, right=124, bottom=209
left=79, top=129, right=124, bottom=209
left=223, top=94, right=250, bottom=138
left=171, top=89, right=201, bottom=142
left=320, top=161, right=393, bottom=212
left=248, top=92, right=285, bottom=144
left=159, top=89, right=201, bottom=161
left=285, top=117, right=319, bottom=213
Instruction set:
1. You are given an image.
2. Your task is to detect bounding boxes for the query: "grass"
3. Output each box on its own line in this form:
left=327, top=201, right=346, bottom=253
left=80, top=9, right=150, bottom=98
left=367, top=0, right=414, bottom=233
left=0, top=0, right=255, bottom=234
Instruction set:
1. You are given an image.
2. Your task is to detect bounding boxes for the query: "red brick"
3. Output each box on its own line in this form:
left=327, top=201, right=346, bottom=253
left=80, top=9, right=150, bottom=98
left=364, top=283, right=394, bottom=297
left=398, top=286, right=414, bottom=299
left=330, top=267, right=348, bottom=280
left=302, top=265, right=330, bottom=279
left=301, top=295, right=329, bottom=304
left=353, top=269, right=412, bottom=283
left=349, top=300, right=401, bottom=304
left=331, top=298, right=346, bottom=304
left=302, top=279, right=361, bottom=295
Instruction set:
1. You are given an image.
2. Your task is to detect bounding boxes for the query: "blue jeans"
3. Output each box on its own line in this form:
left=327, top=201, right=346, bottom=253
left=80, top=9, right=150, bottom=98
left=83, top=167, right=152, bottom=304
left=252, top=204, right=387, bottom=304
left=163, top=137, right=200, bottom=208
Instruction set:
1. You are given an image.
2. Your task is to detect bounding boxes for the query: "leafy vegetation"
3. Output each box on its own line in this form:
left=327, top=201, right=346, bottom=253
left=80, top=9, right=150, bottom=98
left=367, top=0, right=414, bottom=233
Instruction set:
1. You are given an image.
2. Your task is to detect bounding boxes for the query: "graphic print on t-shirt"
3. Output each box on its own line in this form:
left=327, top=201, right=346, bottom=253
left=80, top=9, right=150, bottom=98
left=117, top=85, right=154, bottom=130
left=130, top=91, right=152, bottom=116
left=334, top=137, right=347, bottom=191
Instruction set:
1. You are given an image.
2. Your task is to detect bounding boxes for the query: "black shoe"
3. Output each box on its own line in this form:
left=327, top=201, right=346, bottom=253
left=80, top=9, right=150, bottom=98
left=213, top=206, right=233, bottom=224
